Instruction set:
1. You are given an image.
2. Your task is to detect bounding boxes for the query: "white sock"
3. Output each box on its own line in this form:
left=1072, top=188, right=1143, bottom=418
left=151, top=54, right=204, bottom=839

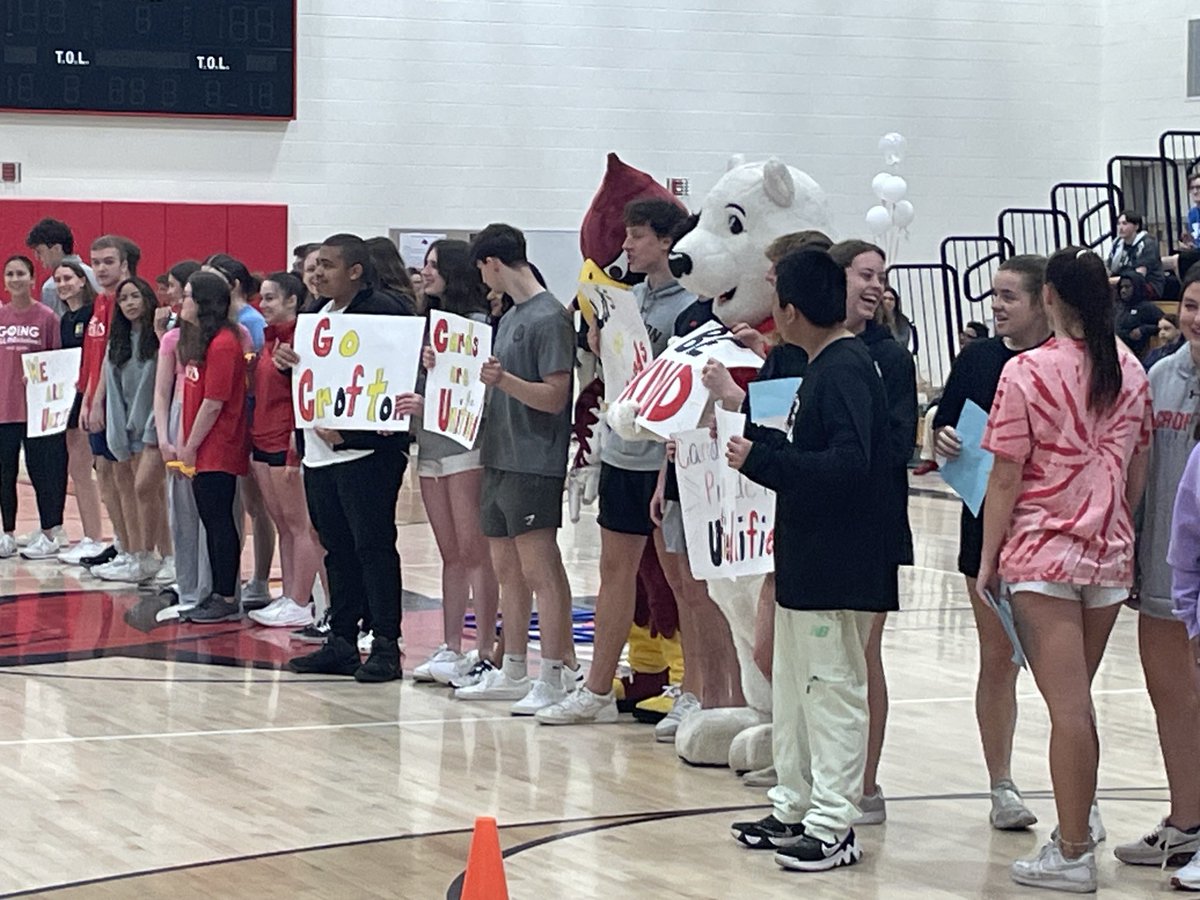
left=502, top=654, right=527, bottom=680
left=540, top=658, right=563, bottom=684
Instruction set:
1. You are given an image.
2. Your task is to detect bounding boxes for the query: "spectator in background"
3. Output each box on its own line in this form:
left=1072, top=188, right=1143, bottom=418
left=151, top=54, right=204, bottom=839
left=408, top=267, right=425, bottom=312
left=25, top=218, right=98, bottom=317
left=1108, top=210, right=1165, bottom=297
left=1115, top=272, right=1164, bottom=358
left=365, top=237, right=417, bottom=314
left=1187, top=172, right=1200, bottom=246
left=878, top=285, right=918, bottom=355
left=1143, top=313, right=1184, bottom=371
left=961, top=321, right=989, bottom=348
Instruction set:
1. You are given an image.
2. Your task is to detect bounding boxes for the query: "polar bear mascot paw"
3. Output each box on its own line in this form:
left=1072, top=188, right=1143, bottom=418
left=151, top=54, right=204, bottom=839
left=728, top=722, right=774, bottom=775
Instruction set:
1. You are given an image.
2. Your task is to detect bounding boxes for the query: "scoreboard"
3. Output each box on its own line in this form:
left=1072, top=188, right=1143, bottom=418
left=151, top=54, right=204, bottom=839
left=1, top=0, right=296, bottom=119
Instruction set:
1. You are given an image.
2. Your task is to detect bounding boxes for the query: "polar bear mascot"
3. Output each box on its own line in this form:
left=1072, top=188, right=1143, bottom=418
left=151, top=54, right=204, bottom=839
left=666, top=156, right=834, bottom=771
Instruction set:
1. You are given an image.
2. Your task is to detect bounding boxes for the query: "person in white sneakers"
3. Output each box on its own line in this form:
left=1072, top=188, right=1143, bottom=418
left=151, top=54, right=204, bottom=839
left=452, top=224, right=576, bottom=715
left=0, top=255, right=68, bottom=561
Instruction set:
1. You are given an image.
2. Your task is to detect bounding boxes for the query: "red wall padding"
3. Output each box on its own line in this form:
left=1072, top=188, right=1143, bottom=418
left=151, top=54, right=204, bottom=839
left=0, top=200, right=288, bottom=299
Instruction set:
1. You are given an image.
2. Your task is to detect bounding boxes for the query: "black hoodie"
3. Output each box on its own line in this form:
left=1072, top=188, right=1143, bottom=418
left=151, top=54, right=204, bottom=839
left=1116, top=272, right=1164, bottom=358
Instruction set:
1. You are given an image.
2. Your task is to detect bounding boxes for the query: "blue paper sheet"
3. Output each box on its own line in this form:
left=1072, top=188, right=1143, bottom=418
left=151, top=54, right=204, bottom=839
left=939, top=399, right=994, bottom=517
left=748, top=377, right=802, bottom=431
left=983, top=588, right=1027, bottom=668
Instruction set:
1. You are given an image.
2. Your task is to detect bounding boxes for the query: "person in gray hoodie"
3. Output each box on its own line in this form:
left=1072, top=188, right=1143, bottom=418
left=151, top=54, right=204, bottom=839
left=1116, top=265, right=1200, bottom=879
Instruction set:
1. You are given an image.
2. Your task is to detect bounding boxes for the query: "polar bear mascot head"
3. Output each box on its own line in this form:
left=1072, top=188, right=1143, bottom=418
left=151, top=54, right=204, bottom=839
left=669, top=156, right=833, bottom=329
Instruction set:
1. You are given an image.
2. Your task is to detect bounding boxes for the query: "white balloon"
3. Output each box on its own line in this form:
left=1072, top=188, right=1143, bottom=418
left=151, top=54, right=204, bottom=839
left=865, top=205, right=892, bottom=234
left=892, top=200, right=915, bottom=228
left=881, top=175, right=908, bottom=203
left=879, top=132, right=907, bottom=166
left=871, top=172, right=891, bottom=200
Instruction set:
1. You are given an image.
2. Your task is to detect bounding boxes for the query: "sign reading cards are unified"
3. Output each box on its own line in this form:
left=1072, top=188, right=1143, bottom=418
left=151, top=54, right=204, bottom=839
left=424, top=311, right=492, bottom=449
left=23, top=348, right=82, bottom=438
left=292, top=314, right=425, bottom=431
left=614, top=322, right=764, bottom=440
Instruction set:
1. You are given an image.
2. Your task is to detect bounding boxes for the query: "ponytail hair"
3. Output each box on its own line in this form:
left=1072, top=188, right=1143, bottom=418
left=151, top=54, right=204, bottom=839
left=1045, top=247, right=1121, bottom=414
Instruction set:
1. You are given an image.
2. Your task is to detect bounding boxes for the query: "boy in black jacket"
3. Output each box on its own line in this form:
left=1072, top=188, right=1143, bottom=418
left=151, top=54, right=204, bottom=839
left=727, top=249, right=899, bottom=873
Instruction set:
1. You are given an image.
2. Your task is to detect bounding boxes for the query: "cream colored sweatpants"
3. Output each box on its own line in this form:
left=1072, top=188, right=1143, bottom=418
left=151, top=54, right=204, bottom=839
left=769, top=607, right=874, bottom=843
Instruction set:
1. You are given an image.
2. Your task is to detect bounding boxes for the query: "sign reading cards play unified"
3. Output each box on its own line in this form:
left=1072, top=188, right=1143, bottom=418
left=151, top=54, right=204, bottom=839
left=292, top=314, right=425, bottom=431
left=23, top=348, right=82, bottom=438
left=674, top=427, right=775, bottom=580
left=424, top=311, right=492, bottom=449
left=614, top=322, right=763, bottom=440
left=577, top=281, right=652, bottom=404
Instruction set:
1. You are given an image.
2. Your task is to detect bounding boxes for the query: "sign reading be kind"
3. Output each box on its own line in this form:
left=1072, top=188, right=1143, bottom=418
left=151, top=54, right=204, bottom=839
left=292, top=314, right=424, bottom=431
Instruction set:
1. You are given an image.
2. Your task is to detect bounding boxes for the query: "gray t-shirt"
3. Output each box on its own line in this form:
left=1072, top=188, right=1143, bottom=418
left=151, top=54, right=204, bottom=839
left=40, top=255, right=99, bottom=318
left=600, top=278, right=697, bottom=471
left=481, top=291, right=575, bottom=477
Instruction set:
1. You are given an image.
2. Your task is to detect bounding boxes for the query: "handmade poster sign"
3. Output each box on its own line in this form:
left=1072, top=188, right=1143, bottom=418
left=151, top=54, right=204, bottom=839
left=612, top=321, right=763, bottom=440
left=292, top=313, right=425, bottom=431
left=23, top=348, right=81, bottom=438
left=424, top=311, right=492, bottom=449
left=675, top=427, right=775, bottom=580
left=578, top=280, right=652, bottom=403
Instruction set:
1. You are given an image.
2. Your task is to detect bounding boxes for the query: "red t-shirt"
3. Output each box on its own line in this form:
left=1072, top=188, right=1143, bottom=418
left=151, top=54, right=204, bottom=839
left=80, top=293, right=114, bottom=399
left=251, top=319, right=297, bottom=459
left=0, top=302, right=61, bottom=424
left=182, top=328, right=249, bottom=476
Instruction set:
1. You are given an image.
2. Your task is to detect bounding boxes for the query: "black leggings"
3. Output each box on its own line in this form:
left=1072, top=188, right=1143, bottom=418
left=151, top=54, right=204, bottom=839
left=0, top=423, right=68, bottom=533
left=191, top=471, right=239, bottom=598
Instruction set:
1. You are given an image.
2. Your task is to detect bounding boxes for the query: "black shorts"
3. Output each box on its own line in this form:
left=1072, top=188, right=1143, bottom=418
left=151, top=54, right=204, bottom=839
left=67, top=392, right=83, bottom=431
left=958, top=504, right=983, bottom=579
left=480, top=467, right=563, bottom=538
left=597, top=463, right=658, bottom=536
left=88, top=429, right=117, bottom=462
left=252, top=447, right=288, bottom=467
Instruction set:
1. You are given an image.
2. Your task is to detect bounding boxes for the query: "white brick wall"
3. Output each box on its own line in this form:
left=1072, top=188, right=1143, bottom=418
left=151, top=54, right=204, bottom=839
left=0, top=0, right=1131, bottom=267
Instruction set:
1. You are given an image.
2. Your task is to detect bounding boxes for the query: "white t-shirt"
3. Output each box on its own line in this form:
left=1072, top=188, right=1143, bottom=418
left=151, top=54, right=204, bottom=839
left=301, top=301, right=373, bottom=469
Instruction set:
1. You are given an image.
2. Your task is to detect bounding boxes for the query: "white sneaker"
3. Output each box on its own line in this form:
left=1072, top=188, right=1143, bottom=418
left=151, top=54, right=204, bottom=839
left=1172, top=849, right=1200, bottom=891
left=742, top=766, right=778, bottom=788
left=560, top=661, right=585, bottom=693
left=1011, top=841, right=1097, bottom=893
left=1053, top=801, right=1106, bottom=846
left=58, top=537, right=106, bottom=565
left=450, top=657, right=495, bottom=689
left=154, top=556, right=176, bottom=585
left=156, top=601, right=198, bottom=623
left=511, top=678, right=568, bottom=716
left=535, top=686, right=619, bottom=724
left=990, top=780, right=1038, bottom=831
left=17, top=526, right=63, bottom=548
left=855, top=788, right=887, bottom=826
left=454, top=667, right=530, bottom=701
left=138, top=553, right=162, bottom=583
left=654, top=690, right=700, bottom=742
left=93, top=553, right=143, bottom=582
left=249, top=597, right=314, bottom=628
left=20, top=532, right=62, bottom=560
left=413, top=644, right=462, bottom=683
left=430, top=649, right=477, bottom=685
left=0, top=534, right=17, bottom=558
left=1114, top=819, right=1200, bottom=867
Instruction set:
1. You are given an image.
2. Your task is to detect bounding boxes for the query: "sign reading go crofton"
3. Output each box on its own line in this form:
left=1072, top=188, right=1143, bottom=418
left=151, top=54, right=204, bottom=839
left=291, top=313, right=425, bottom=431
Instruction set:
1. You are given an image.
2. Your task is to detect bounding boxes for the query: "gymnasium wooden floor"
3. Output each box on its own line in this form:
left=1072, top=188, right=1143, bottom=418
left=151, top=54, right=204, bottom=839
left=0, top=475, right=1177, bottom=898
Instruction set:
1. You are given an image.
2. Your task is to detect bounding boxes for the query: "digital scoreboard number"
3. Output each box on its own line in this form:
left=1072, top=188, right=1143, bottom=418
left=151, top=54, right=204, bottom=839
left=1, top=0, right=296, bottom=118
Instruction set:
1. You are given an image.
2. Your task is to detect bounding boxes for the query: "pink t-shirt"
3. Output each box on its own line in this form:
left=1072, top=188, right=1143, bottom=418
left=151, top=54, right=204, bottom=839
left=0, top=302, right=61, bottom=424
left=982, top=337, right=1152, bottom=586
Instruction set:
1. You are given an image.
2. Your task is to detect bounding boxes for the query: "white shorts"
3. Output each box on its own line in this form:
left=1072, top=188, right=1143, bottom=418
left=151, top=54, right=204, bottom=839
left=1006, top=581, right=1129, bottom=609
left=417, top=450, right=482, bottom=479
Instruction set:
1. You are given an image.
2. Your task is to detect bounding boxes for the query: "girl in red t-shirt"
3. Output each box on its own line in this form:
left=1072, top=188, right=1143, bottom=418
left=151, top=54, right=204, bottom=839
left=177, top=271, right=249, bottom=624
left=246, top=271, right=326, bottom=629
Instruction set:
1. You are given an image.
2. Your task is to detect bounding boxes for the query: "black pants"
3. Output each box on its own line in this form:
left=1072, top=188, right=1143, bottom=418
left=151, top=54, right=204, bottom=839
left=192, top=471, right=239, bottom=598
left=0, top=423, right=68, bottom=533
left=303, top=444, right=406, bottom=643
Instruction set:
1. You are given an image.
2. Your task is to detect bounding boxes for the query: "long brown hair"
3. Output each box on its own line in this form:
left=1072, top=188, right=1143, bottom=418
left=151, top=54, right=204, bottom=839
left=180, top=271, right=235, bottom=364
left=1045, top=247, right=1121, bottom=413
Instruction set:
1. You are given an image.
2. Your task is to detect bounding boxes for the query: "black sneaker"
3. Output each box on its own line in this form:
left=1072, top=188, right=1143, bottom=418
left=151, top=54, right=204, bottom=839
left=292, top=609, right=331, bottom=644
left=731, top=815, right=806, bottom=849
left=355, top=637, right=401, bottom=683
left=288, top=634, right=360, bottom=675
left=774, top=829, right=862, bottom=872
left=81, top=545, right=118, bottom=567
left=182, top=594, right=242, bottom=624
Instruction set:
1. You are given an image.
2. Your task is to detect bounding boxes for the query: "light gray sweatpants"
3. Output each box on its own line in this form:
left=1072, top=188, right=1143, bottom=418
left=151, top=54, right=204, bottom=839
left=167, top=395, right=211, bottom=606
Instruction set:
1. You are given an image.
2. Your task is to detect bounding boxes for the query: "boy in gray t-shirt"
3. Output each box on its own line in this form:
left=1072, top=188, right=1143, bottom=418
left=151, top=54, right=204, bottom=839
left=455, top=223, right=578, bottom=715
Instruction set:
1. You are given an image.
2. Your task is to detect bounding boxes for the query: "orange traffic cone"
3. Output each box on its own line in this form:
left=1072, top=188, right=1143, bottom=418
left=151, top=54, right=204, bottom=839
left=461, top=816, right=509, bottom=900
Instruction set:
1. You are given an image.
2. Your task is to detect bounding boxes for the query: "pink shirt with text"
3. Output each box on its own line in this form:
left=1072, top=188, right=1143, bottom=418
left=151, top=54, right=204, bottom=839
left=0, top=302, right=61, bottom=424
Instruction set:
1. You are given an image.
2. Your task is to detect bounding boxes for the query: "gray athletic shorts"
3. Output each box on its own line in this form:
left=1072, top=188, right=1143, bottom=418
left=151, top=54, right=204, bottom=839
left=661, top=500, right=686, bottom=554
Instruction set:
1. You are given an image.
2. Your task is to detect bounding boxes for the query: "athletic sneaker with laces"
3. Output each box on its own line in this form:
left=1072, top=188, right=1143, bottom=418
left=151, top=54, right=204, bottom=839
left=249, top=597, right=315, bottom=629
left=80, top=544, right=118, bottom=567
left=1050, top=801, right=1106, bottom=846
left=511, top=678, right=568, bottom=716
left=654, top=690, right=700, bottom=743
left=1114, top=819, right=1200, bottom=867
left=774, top=829, right=862, bottom=872
left=1011, top=841, right=1097, bottom=893
left=413, top=644, right=463, bottom=683
left=855, top=788, right=887, bottom=826
left=561, top=662, right=584, bottom=692
left=451, top=657, right=495, bottom=689
left=154, top=556, right=176, bottom=586
left=17, top=525, right=65, bottom=548
left=730, top=814, right=806, bottom=849
left=289, top=634, right=361, bottom=675
left=454, top=667, right=530, bottom=701
left=990, top=780, right=1038, bottom=830
left=430, top=649, right=477, bottom=685
left=1172, top=849, right=1200, bottom=891
left=20, top=532, right=62, bottom=560
left=535, top=686, right=619, bottom=724
left=155, top=600, right=198, bottom=623
left=355, top=637, right=401, bottom=683
left=181, top=594, right=241, bottom=623
left=0, top=534, right=18, bottom=558
left=293, top=609, right=331, bottom=643
left=58, top=537, right=106, bottom=565
left=91, top=552, right=139, bottom=581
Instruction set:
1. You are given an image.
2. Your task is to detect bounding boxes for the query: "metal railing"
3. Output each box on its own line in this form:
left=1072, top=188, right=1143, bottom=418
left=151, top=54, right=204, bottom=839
left=1050, top=182, right=1123, bottom=254
left=997, top=208, right=1072, bottom=256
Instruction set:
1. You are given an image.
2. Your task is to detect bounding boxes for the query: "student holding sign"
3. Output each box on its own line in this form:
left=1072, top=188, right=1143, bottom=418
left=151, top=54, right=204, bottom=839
left=284, top=234, right=414, bottom=683
left=727, top=249, right=899, bottom=874
left=931, top=255, right=1051, bottom=831
left=0, top=255, right=67, bottom=559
